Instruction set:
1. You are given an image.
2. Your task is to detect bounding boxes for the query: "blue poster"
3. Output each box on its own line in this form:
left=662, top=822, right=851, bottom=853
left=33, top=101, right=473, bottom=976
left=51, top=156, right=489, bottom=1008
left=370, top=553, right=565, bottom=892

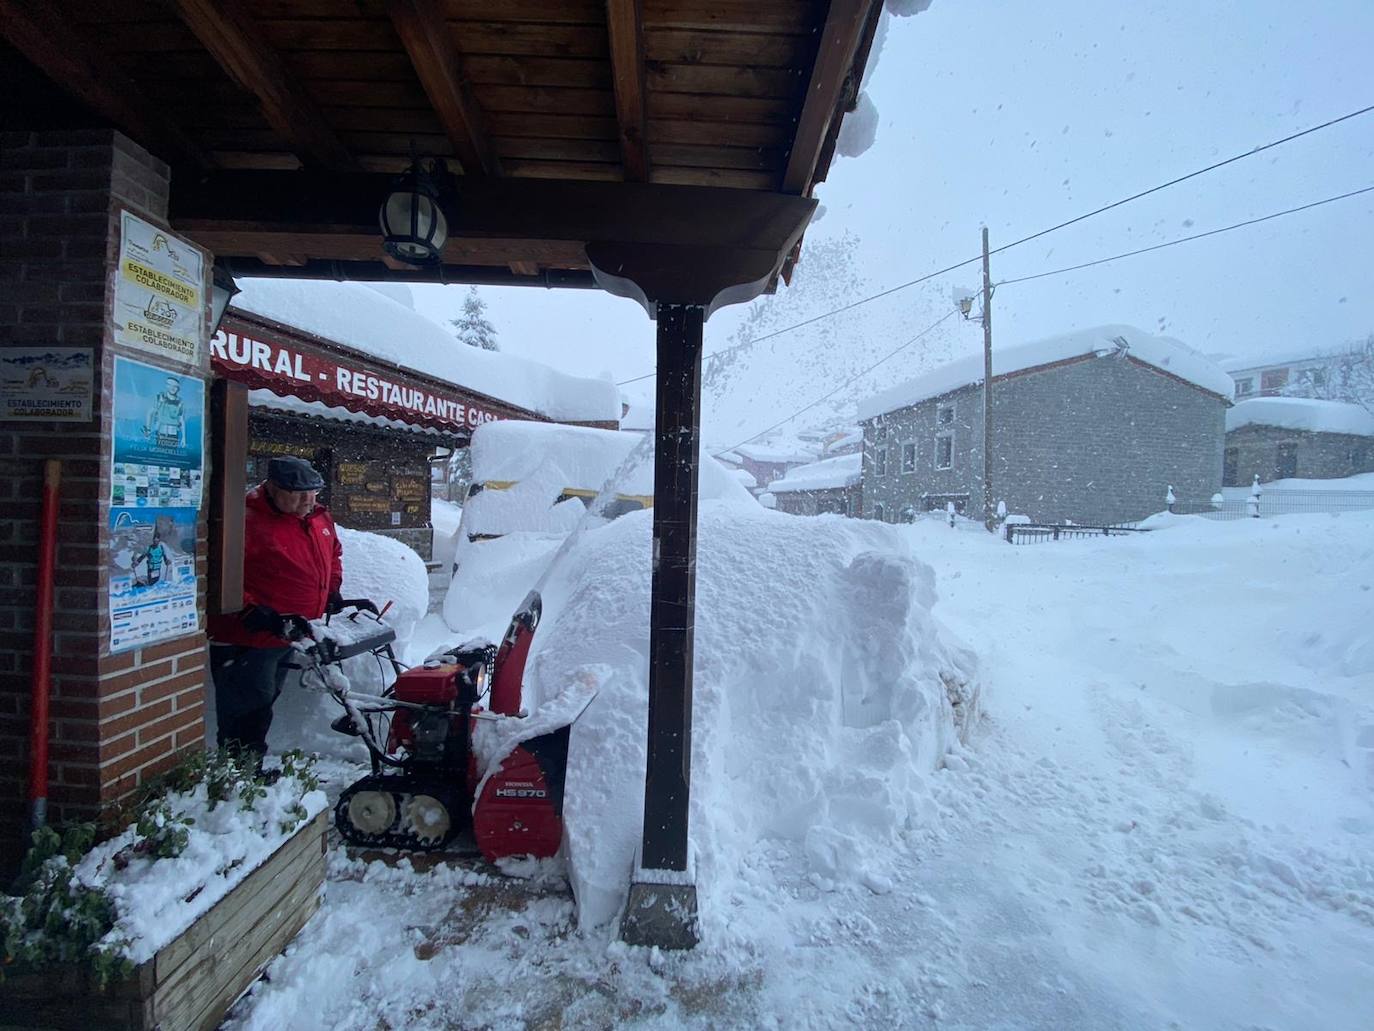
left=107, top=506, right=199, bottom=653
left=111, top=356, right=204, bottom=508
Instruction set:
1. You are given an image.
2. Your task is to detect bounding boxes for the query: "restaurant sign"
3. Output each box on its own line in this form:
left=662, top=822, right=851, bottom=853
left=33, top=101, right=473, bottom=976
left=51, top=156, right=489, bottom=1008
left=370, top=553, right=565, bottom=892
left=211, top=322, right=505, bottom=433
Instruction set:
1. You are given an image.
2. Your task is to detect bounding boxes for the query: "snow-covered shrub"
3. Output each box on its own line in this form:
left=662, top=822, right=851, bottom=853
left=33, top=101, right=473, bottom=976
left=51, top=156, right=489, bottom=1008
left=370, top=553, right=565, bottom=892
left=1, top=749, right=327, bottom=979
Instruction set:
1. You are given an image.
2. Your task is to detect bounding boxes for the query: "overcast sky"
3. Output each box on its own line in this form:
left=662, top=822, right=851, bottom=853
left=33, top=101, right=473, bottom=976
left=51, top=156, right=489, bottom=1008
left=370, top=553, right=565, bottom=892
left=411, top=0, right=1374, bottom=408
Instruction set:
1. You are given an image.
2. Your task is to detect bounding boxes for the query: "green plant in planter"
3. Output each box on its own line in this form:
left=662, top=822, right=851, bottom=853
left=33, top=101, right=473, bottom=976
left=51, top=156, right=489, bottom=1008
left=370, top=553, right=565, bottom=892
left=1, top=824, right=132, bottom=988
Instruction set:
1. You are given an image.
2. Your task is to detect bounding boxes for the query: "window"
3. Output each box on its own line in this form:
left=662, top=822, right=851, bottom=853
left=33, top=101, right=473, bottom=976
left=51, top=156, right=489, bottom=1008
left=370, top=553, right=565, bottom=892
left=1276, top=442, right=1298, bottom=480
left=1234, top=377, right=1254, bottom=397
left=937, top=403, right=955, bottom=425
left=900, top=442, right=917, bottom=473
left=874, top=447, right=887, bottom=476
left=1260, top=369, right=1289, bottom=395
left=935, top=434, right=953, bottom=469
left=874, top=419, right=887, bottom=442
left=1223, top=447, right=1238, bottom=487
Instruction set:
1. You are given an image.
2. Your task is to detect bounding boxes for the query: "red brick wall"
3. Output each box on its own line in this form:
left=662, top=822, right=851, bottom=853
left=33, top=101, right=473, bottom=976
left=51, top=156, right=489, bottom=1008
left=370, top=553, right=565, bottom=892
left=0, top=130, right=212, bottom=877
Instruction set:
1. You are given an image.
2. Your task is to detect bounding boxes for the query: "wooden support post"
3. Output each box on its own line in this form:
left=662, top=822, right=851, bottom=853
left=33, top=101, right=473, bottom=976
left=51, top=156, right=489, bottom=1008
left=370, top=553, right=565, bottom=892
left=642, top=303, right=703, bottom=870
left=621, top=302, right=704, bottom=950
left=209, top=379, right=248, bottom=615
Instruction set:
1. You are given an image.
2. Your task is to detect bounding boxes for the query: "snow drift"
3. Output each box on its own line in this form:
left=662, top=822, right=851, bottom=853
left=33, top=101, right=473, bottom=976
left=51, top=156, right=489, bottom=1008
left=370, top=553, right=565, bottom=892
left=524, top=503, right=979, bottom=931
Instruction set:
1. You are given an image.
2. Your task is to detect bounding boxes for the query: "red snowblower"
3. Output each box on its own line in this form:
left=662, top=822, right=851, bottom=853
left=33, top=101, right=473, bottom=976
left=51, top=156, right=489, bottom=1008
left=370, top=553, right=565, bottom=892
left=299, top=591, right=592, bottom=860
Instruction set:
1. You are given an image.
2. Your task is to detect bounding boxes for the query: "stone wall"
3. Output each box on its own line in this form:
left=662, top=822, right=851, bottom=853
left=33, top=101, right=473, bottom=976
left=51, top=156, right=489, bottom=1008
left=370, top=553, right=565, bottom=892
left=862, top=353, right=1226, bottom=526
left=1224, top=425, right=1374, bottom=485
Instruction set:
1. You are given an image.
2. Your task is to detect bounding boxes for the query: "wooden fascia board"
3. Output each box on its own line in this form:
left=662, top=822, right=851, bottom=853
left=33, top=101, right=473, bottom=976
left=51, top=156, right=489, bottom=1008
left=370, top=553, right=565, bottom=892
left=387, top=0, right=501, bottom=177
left=0, top=0, right=208, bottom=168
left=170, top=0, right=358, bottom=172
left=606, top=0, right=650, bottom=181
left=172, top=173, right=815, bottom=254
left=781, top=0, right=878, bottom=195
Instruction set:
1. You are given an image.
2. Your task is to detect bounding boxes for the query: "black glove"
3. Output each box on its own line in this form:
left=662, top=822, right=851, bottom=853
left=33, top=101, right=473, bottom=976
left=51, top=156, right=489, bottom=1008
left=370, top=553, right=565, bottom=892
left=241, top=605, right=314, bottom=642
left=326, top=591, right=345, bottom=616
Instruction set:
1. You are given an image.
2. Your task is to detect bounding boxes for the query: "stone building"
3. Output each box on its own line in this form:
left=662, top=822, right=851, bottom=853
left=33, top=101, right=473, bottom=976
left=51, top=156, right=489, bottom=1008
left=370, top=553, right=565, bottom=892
left=857, top=325, right=1233, bottom=526
left=1224, top=397, right=1374, bottom=484
left=769, top=453, right=862, bottom=516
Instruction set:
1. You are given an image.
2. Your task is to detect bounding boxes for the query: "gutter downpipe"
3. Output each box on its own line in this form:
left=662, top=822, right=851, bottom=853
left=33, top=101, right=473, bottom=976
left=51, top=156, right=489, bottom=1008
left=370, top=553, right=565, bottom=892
left=29, top=459, right=60, bottom=830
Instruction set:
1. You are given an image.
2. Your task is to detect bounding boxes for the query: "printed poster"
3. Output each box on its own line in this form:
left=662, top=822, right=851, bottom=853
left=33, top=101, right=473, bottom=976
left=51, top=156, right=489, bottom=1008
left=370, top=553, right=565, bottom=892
left=0, top=348, right=94, bottom=422
left=111, top=356, right=205, bottom=508
left=107, top=507, right=199, bottom=653
left=113, top=210, right=205, bottom=363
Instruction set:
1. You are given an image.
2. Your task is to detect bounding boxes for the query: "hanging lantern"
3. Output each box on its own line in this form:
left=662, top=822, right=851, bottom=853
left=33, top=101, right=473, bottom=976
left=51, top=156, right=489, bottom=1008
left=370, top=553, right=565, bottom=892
left=379, top=160, right=449, bottom=265
left=209, top=262, right=240, bottom=336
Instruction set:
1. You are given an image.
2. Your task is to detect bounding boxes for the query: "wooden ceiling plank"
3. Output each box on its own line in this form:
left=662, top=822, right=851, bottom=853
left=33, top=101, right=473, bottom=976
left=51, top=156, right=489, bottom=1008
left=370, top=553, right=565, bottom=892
left=781, top=0, right=875, bottom=194
left=169, top=0, right=359, bottom=170
left=606, top=0, right=650, bottom=181
left=647, top=62, right=805, bottom=99
left=387, top=0, right=502, bottom=176
left=641, top=0, right=824, bottom=35
left=0, top=0, right=209, bottom=168
left=645, top=27, right=809, bottom=69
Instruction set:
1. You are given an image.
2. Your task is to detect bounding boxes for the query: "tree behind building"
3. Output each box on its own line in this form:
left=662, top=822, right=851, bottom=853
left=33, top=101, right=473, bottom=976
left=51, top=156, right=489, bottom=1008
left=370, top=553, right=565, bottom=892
left=450, top=287, right=499, bottom=351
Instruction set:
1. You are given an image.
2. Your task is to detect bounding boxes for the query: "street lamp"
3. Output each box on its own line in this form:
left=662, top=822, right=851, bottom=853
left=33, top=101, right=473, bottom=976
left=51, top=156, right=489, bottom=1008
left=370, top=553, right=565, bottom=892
left=379, top=159, right=449, bottom=265
left=209, top=262, right=240, bottom=337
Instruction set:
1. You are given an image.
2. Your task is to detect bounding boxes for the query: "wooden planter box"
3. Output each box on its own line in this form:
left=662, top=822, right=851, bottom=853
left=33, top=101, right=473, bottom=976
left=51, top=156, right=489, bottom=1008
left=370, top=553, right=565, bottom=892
left=0, top=810, right=327, bottom=1031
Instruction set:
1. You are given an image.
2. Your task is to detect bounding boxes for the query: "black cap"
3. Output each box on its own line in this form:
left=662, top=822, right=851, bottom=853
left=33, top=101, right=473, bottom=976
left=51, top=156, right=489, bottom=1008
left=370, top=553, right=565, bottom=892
left=267, top=456, right=325, bottom=491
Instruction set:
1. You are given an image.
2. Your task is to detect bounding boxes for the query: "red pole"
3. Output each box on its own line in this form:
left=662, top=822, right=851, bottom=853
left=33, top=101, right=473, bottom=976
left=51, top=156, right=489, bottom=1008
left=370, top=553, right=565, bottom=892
left=29, top=459, right=60, bottom=830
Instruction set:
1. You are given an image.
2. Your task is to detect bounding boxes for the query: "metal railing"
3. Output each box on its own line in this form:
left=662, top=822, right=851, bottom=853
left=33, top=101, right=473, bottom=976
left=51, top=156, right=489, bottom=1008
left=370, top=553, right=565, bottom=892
left=1173, top=489, right=1374, bottom=520
left=1004, top=523, right=1148, bottom=544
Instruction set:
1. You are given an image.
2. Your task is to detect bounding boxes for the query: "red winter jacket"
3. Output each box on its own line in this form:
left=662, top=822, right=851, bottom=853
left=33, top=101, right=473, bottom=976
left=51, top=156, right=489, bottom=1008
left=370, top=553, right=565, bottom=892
left=208, top=485, right=343, bottom=648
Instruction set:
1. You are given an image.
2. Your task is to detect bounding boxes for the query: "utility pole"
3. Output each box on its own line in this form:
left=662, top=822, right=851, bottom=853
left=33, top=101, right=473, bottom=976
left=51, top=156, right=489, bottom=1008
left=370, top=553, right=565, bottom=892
left=981, top=226, right=995, bottom=531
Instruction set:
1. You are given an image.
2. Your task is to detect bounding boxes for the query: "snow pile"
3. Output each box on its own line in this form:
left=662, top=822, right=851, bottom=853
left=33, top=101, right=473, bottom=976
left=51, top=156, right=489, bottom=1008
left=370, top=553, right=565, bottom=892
left=231, top=280, right=620, bottom=424
left=336, top=526, right=428, bottom=650
left=443, top=421, right=753, bottom=639
left=769, top=452, right=862, bottom=493
left=74, top=771, right=327, bottom=964
left=1226, top=396, right=1374, bottom=436
left=526, top=504, right=979, bottom=930
left=858, top=324, right=1234, bottom=419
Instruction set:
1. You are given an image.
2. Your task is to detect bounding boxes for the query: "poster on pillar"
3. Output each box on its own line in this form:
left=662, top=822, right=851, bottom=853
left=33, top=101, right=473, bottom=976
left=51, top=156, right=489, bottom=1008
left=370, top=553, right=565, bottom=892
left=107, top=506, right=199, bottom=653
left=113, top=210, right=206, bottom=364
left=111, top=356, right=205, bottom=508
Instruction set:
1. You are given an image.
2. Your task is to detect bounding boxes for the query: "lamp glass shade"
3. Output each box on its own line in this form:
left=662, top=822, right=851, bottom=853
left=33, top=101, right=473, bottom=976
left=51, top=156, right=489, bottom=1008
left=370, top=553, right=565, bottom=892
left=380, top=172, right=448, bottom=265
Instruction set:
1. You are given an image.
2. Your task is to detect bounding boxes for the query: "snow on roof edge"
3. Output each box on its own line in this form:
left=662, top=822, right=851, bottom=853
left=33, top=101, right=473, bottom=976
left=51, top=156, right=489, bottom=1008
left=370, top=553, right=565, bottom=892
left=770, top=452, right=862, bottom=493
left=857, top=325, right=1234, bottom=421
left=1226, top=397, right=1374, bottom=437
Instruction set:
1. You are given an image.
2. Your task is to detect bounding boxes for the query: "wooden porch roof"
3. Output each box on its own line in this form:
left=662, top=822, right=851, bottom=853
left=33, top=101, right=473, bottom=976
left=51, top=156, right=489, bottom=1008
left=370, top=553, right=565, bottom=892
left=3, top=0, right=883, bottom=290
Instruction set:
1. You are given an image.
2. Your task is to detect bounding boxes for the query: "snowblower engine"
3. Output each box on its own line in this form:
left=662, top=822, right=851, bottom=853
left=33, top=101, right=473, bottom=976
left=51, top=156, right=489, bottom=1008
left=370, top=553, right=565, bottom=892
left=323, top=591, right=595, bottom=861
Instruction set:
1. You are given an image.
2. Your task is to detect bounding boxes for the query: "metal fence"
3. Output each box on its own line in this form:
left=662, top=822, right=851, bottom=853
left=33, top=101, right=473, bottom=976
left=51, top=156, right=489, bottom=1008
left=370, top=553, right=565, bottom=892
left=1004, top=523, right=1148, bottom=544
left=1173, top=489, right=1374, bottom=521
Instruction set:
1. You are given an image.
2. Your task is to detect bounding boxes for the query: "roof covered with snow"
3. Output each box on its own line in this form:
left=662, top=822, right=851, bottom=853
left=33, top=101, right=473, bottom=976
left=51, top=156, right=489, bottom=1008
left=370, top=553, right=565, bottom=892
left=731, top=441, right=819, bottom=464
left=858, top=325, right=1234, bottom=420
left=769, top=452, right=862, bottom=493
left=232, top=279, right=621, bottom=425
left=1226, top=397, right=1374, bottom=437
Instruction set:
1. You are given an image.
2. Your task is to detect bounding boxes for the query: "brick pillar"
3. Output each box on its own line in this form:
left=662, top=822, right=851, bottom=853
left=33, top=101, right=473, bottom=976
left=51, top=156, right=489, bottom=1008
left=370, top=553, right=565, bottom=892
left=0, top=130, right=212, bottom=878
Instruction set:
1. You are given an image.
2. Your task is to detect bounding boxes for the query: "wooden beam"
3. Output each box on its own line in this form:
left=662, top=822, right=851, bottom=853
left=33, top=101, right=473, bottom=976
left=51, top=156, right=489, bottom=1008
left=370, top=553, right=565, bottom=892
left=387, top=0, right=502, bottom=177
left=169, top=0, right=358, bottom=171
left=605, top=0, right=650, bottom=181
left=0, top=0, right=208, bottom=168
left=780, top=0, right=877, bottom=194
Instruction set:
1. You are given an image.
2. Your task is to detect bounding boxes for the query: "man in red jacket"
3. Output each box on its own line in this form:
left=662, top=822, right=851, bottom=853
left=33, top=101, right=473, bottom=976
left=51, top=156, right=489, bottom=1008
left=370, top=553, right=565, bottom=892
left=209, top=456, right=343, bottom=760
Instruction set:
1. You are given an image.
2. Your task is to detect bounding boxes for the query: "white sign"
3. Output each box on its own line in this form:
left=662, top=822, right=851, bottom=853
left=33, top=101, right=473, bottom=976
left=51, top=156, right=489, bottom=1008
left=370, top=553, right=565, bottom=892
left=0, top=348, right=94, bottom=422
left=113, top=210, right=205, bottom=364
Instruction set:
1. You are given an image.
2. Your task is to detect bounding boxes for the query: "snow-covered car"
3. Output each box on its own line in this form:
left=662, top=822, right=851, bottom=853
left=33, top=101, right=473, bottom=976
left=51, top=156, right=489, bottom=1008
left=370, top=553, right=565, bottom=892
left=442, top=420, right=752, bottom=639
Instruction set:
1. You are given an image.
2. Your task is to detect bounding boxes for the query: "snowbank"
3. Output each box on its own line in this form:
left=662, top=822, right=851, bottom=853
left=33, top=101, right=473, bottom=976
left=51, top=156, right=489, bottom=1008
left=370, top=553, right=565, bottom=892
left=770, top=452, right=862, bottom=493
left=1226, top=396, right=1374, bottom=436
left=231, top=280, right=621, bottom=424
left=858, top=324, right=1234, bottom=419
left=526, top=504, right=979, bottom=931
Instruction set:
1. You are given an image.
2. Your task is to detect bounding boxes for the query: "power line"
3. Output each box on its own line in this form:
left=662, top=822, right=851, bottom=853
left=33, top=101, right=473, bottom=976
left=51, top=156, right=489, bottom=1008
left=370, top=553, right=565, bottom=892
left=998, top=185, right=1374, bottom=286
left=709, top=309, right=960, bottom=458
left=616, top=102, right=1374, bottom=387
left=709, top=182, right=1374, bottom=459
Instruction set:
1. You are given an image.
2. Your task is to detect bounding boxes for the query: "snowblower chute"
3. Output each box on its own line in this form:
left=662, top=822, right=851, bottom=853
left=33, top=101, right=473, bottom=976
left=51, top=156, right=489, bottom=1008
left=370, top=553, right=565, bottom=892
left=311, top=591, right=592, bottom=862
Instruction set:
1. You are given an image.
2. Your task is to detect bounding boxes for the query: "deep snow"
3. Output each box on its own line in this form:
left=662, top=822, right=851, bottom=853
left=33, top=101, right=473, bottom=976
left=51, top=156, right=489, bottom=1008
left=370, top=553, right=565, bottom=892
left=228, top=510, right=1374, bottom=1030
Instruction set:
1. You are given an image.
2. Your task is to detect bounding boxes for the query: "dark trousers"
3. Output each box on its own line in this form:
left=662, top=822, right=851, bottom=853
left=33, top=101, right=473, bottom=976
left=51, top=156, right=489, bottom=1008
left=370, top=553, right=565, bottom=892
left=211, top=644, right=293, bottom=758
